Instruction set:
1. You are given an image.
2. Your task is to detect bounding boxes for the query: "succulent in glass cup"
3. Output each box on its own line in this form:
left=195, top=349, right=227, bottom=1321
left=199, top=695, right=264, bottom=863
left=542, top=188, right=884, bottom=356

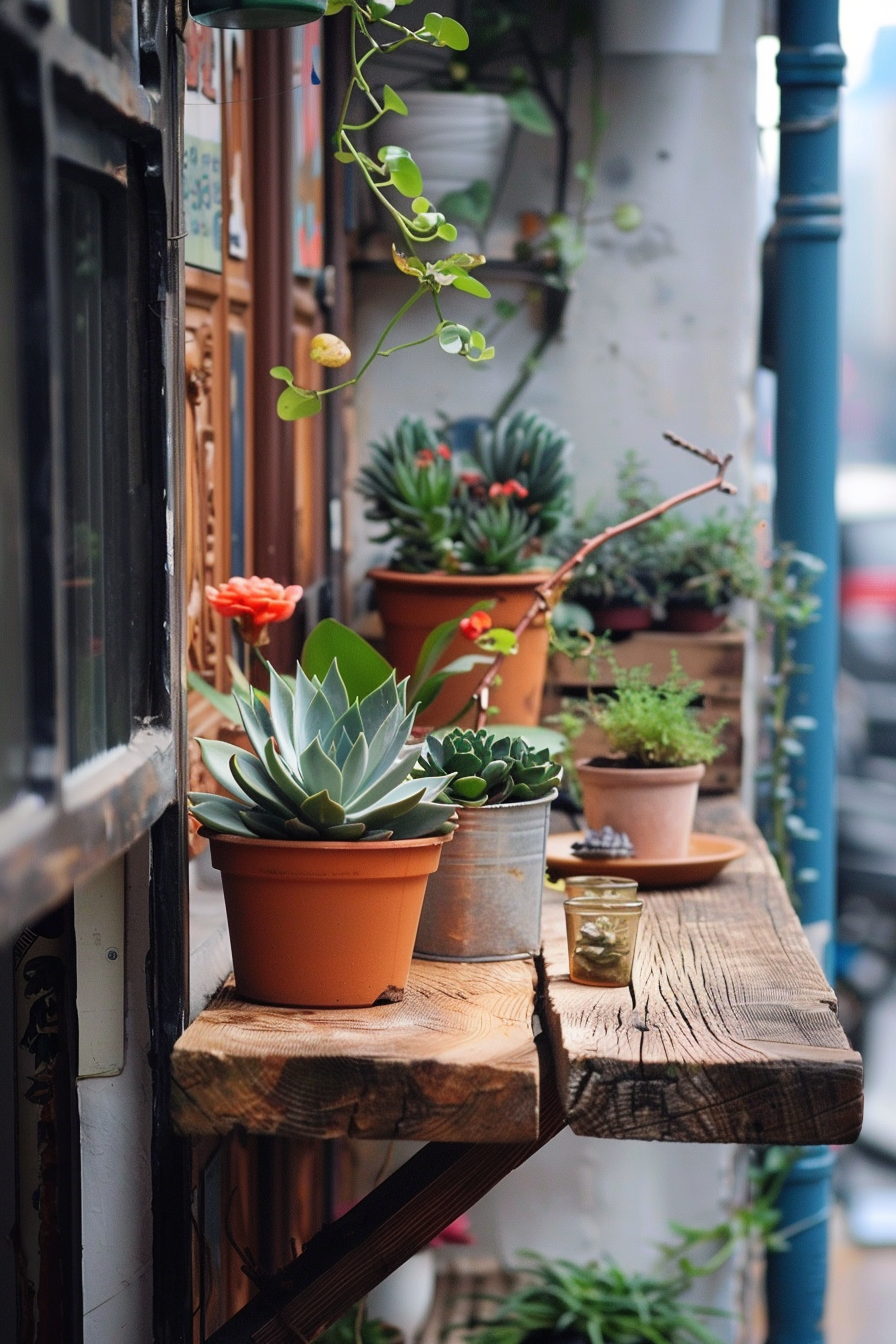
left=563, top=877, right=642, bottom=988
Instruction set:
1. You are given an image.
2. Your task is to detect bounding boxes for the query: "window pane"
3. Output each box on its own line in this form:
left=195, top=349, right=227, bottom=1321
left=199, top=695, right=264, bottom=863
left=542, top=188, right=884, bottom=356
left=59, top=176, right=129, bottom=766
left=0, top=96, right=27, bottom=808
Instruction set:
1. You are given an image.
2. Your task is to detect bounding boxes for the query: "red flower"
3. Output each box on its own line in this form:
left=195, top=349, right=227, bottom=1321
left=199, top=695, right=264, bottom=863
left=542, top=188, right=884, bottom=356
left=430, top=1214, right=474, bottom=1248
left=206, top=575, right=303, bottom=647
left=416, top=448, right=435, bottom=467
left=436, top=443, right=452, bottom=460
left=459, top=611, right=492, bottom=640
left=488, top=479, right=529, bottom=499
left=460, top=471, right=484, bottom=487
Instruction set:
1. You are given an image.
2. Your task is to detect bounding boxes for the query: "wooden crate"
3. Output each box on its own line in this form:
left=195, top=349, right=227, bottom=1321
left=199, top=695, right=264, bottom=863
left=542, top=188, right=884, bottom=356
left=544, top=629, right=746, bottom=795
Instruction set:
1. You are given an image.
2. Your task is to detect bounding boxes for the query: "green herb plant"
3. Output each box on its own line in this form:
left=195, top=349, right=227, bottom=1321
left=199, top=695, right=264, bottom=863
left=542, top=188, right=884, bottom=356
left=416, top=728, right=561, bottom=806
left=358, top=409, right=572, bottom=574
left=562, top=654, right=725, bottom=770
left=755, top=546, right=825, bottom=903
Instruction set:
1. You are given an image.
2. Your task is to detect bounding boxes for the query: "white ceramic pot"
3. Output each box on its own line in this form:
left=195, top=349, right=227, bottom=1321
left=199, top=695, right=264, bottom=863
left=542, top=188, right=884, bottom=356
left=577, top=761, right=705, bottom=859
left=599, top=0, right=725, bottom=55
left=369, top=91, right=513, bottom=208
left=367, top=1249, right=437, bottom=1341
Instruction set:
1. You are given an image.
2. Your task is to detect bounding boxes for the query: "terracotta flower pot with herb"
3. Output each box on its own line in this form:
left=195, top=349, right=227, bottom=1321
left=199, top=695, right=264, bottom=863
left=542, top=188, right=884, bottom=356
left=574, top=655, right=725, bottom=860
left=661, top=506, right=764, bottom=630
left=360, top=410, right=572, bottom=726
left=189, top=662, right=457, bottom=1008
left=412, top=728, right=562, bottom=961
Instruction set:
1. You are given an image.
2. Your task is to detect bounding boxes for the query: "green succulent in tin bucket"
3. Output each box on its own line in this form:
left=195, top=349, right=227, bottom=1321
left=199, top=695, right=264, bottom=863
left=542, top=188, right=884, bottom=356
left=416, top=728, right=561, bottom=807
left=189, top=0, right=324, bottom=29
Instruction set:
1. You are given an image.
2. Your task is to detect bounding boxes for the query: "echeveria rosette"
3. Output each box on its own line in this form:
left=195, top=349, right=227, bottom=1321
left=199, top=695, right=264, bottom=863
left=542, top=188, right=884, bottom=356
left=189, top=662, right=458, bottom=842
left=416, top=729, right=562, bottom=808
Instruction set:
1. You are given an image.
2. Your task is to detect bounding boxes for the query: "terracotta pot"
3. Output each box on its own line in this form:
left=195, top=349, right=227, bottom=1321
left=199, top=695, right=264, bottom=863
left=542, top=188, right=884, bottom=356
left=208, top=832, right=450, bottom=1007
left=586, top=603, right=653, bottom=633
left=664, top=602, right=728, bottom=633
left=370, top=568, right=553, bottom=727
left=576, top=760, right=706, bottom=859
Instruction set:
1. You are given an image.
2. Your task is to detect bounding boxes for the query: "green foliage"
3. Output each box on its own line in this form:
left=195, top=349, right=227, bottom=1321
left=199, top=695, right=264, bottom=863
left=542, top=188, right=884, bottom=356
left=558, top=454, right=761, bottom=615
left=302, top=619, right=393, bottom=703
left=558, top=453, right=680, bottom=611
left=417, top=728, right=561, bottom=806
left=458, top=1148, right=801, bottom=1344
left=460, top=1252, right=725, bottom=1344
left=665, top=508, right=764, bottom=610
left=188, top=662, right=458, bottom=842
left=357, top=410, right=572, bottom=575
left=755, top=547, right=825, bottom=902
left=318, top=1306, right=401, bottom=1344
left=590, top=655, right=725, bottom=769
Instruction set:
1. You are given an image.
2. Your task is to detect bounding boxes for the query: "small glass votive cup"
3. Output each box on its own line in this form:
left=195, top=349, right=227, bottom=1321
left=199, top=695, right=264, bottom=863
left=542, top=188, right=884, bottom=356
left=563, top=877, right=642, bottom=988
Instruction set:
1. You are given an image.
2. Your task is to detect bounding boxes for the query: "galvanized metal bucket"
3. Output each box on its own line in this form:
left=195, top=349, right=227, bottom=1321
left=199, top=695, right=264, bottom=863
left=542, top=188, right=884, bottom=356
left=414, top=792, right=556, bottom=961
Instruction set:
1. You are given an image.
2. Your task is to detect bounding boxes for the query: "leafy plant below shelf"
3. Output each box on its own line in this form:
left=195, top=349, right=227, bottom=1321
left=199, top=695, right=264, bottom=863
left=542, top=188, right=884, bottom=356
left=416, top=727, right=561, bottom=806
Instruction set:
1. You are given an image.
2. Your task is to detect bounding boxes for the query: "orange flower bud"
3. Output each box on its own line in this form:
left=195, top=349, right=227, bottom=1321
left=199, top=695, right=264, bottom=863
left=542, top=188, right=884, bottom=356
left=459, top=611, right=492, bottom=640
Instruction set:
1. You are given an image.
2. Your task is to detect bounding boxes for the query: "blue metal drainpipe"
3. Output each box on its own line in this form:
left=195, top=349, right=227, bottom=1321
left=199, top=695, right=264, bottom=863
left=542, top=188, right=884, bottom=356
left=766, top=4, right=845, bottom=1343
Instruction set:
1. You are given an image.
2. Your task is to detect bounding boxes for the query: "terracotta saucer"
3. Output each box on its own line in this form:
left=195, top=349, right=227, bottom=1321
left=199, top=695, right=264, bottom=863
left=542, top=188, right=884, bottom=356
left=545, top=832, right=748, bottom=889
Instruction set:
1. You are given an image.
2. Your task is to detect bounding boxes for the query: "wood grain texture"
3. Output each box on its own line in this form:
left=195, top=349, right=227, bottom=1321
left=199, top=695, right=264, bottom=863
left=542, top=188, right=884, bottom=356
left=172, top=957, right=539, bottom=1143
left=542, top=796, right=864, bottom=1144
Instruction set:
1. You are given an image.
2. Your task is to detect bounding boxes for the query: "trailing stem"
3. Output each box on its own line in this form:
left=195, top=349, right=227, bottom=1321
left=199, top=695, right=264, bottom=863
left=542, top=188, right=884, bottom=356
left=472, top=432, right=736, bottom=726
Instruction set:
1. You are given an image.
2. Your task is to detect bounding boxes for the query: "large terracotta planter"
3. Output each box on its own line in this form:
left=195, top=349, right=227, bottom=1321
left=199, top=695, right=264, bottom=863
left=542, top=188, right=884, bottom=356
left=370, top=568, right=552, bottom=727
left=577, top=760, right=705, bottom=860
left=208, top=832, right=450, bottom=1007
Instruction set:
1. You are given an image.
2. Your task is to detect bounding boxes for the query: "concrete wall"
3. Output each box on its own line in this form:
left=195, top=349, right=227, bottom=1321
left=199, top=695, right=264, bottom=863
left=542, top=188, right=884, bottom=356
left=346, top=0, right=762, bottom=617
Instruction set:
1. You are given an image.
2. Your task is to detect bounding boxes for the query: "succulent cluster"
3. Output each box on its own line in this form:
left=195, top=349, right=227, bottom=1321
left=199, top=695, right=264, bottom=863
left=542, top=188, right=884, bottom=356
left=416, top=728, right=561, bottom=808
left=358, top=409, right=572, bottom=575
left=189, top=663, right=458, bottom=842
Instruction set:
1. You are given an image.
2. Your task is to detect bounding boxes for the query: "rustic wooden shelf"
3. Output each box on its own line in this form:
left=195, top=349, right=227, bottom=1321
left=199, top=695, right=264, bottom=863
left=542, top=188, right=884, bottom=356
left=173, top=797, right=862, bottom=1151
left=541, top=797, right=863, bottom=1145
left=171, top=957, right=540, bottom=1143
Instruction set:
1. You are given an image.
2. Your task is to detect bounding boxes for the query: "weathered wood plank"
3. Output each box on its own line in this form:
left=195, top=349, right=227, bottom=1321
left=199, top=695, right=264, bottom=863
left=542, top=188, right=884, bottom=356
left=172, top=957, right=540, bottom=1143
left=206, top=1045, right=566, bottom=1344
left=541, top=797, right=864, bottom=1144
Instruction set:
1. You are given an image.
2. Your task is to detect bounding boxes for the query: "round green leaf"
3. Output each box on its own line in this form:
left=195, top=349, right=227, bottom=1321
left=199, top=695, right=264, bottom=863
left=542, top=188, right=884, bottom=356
left=412, top=196, right=432, bottom=213
left=334, top=151, right=355, bottom=164
left=369, top=0, right=394, bottom=15
left=505, top=87, right=554, bottom=136
left=436, top=222, right=458, bottom=241
left=277, top=385, right=322, bottom=421
left=424, top=12, right=469, bottom=50
left=613, top=202, right=643, bottom=233
left=270, top=365, right=294, bottom=381
left=390, top=158, right=423, bottom=198
left=451, top=273, right=491, bottom=299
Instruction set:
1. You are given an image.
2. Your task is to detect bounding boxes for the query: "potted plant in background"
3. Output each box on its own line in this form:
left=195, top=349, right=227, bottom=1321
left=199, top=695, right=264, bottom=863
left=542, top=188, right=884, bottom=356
left=360, top=408, right=572, bottom=726
left=573, top=656, right=725, bottom=859
left=368, top=0, right=556, bottom=250
left=412, top=728, right=562, bottom=961
left=662, top=507, right=764, bottom=632
left=188, top=661, right=458, bottom=1008
left=556, top=454, right=678, bottom=633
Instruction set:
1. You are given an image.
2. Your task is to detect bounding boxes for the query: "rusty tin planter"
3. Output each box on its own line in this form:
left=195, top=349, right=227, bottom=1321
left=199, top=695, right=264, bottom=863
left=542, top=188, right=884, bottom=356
left=209, top=832, right=450, bottom=1007
left=413, top=792, right=556, bottom=961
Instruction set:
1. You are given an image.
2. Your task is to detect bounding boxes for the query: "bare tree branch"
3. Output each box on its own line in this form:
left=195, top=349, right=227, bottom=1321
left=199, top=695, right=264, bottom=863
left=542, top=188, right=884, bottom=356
left=471, top=434, right=737, bottom=727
